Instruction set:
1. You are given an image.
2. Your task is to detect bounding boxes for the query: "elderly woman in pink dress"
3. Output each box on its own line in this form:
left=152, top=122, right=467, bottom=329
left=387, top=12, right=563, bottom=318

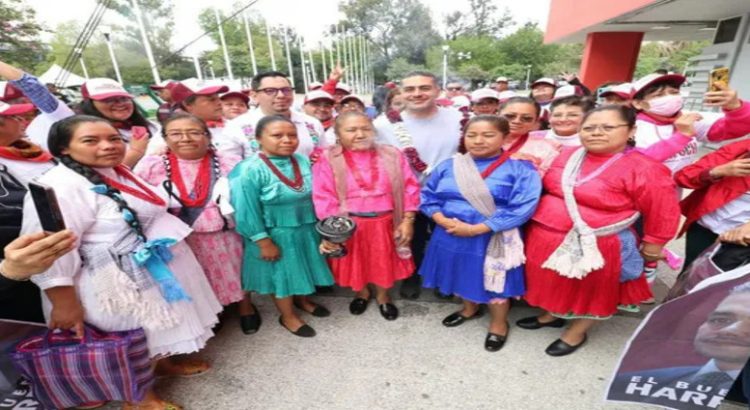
left=313, top=111, right=420, bottom=320
left=135, top=113, right=261, bottom=334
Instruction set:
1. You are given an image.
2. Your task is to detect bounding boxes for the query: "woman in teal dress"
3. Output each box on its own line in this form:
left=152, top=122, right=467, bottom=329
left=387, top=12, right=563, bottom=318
left=229, top=115, right=334, bottom=337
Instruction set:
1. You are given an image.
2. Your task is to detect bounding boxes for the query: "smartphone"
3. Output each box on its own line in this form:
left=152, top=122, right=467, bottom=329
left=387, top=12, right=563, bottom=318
left=709, top=67, right=729, bottom=92
left=28, top=182, right=66, bottom=232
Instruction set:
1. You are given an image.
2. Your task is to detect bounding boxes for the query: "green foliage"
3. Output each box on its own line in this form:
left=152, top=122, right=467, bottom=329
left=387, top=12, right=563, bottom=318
left=444, top=0, right=514, bottom=40
left=634, top=41, right=708, bottom=78
left=385, top=58, right=426, bottom=81
left=0, top=0, right=46, bottom=71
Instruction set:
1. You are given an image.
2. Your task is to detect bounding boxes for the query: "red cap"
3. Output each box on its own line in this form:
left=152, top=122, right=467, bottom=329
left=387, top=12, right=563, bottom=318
left=169, top=79, right=230, bottom=105
left=384, top=81, right=397, bottom=89
left=632, top=74, right=685, bottom=98
left=304, top=90, right=335, bottom=104
left=220, top=90, right=250, bottom=104
left=150, top=79, right=175, bottom=91
left=0, top=101, right=36, bottom=116
left=81, top=78, right=132, bottom=101
left=0, top=82, right=23, bottom=102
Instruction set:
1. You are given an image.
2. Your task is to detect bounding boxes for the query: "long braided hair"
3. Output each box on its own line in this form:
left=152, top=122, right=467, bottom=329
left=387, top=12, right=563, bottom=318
left=48, top=115, right=147, bottom=240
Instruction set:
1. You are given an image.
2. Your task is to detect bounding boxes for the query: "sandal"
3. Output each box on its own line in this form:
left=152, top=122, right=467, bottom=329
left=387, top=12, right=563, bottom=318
left=155, top=357, right=210, bottom=378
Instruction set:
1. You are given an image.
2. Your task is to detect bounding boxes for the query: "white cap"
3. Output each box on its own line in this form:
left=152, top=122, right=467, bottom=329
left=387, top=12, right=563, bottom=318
left=497, top=91, right=516, bottom=101
left=150, top=79, right=175, bottom=90
left=470, top=89, right=500, bottom=103
left=169, top=78, right=230, bottom=105
left=532, top=77, right=557, bottom=88
left=0, top=81, right=22, bottom=101
left=0, top=101, right=35, bottom=116
left=335, top=83, right=352, bottom=94
left=304, top=90, right=335, bottom=104
left=81, top=78, right=132, bottom=101
left=451, top=95, right=471, bottom=109
left=631, top=73, right=685, bottom=98
left=552, top=85, right=584, bottom=101
left=600, top=82, right=634, bottom=100
left=495, top=76, right=509, bottom=83
left=340, top=94, right=365, bottom=106
left=308, top=81, right=323, bottom=90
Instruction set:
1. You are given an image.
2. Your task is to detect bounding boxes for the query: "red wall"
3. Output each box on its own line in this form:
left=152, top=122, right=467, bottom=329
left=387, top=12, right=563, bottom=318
left=545, top=0, right=656, bottom=43
left=579, top=32, right=644, bottom=89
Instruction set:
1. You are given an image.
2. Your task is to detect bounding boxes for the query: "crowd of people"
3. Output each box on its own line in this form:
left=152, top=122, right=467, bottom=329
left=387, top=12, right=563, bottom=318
left=1, top=55, right=750, bottom=409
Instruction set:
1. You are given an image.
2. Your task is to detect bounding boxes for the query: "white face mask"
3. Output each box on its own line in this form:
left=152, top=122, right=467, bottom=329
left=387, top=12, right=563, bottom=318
left=646, top=94, right=683, bottom=117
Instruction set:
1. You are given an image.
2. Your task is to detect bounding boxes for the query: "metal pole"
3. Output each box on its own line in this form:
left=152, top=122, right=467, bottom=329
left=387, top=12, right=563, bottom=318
left=348, top=34, right=356, bottom=89
left=350, top=35, right=358, bottom=93
left=328, top=44, right=334, bottom=75
left=79, top=57, right=90, bottom=79
left=192, top=56, right=203, bottom=80
left=320, top=43, right=328, bottom=80
left=308, top=49, right=318, bottom=83
left=335, top=25, right=341, bottom=65
left=525, top=65, right=531, bottom=91
left=441, top=45, right=449, bottom=90
left=208, top=61, right=216, bottom=80
left=243, top=12, right=258, bottom=76
left=298, top=38, right=308, bottom=91
left=265, top=20, right=277, bottom=70
left=359, top=36, right=365, bottom=93
left=283, top=27, right=295, bottom=89
left=102, top=34, right=123, bottom=84
left=130, top=0, right=161, bottom=84
left=342, top=33, right=350, bottom=83
left=213, top=7, right=233, bottom=80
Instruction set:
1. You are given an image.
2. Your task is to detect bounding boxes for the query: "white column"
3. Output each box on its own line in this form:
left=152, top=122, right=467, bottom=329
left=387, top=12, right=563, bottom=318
left=320, top=42, right=328, bottom=80
left=308, top=49, right=317, bottom=83
left=283, top=27, right=295, bottom=89
left=298, top=38, right=308, bottom=91
left=214, top=7, right=233, bottom=80
left=192, top=56, right=203, bottom=80
left=79, top=57, right=90, bottom=79
left=101, top=33, right=123, bottom=84
left=265, top=20, right=277, bottom=70
left=130, top=0, right=160, bottom=84
left=243, top=12, right=258, bottom=76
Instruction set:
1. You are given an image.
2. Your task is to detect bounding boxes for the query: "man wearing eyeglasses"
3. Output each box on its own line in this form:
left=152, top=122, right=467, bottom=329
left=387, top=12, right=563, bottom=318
left=223, top=71, right=327, bottom=159
left=444, top=81, right=466, bottom=99
left=374, top=71, right=463, bottom=299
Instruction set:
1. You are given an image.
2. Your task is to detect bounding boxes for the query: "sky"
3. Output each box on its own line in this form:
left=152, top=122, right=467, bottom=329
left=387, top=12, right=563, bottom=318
left=25, top=0, right=551, bottom=55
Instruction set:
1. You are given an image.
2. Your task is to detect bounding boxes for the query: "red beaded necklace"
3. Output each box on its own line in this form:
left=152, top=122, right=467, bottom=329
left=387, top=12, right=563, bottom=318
left=97, top=165, right=166, bottom=206
left=258, top=153, right=304, bottom=191
left=343, top=149, right=380, bottom=191
left=480, top=133, right=529, bottom=179
left=167, top=152, right=213, bottom=207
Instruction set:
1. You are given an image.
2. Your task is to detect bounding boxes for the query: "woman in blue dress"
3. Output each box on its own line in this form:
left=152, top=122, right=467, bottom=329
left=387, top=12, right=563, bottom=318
left=419, top=115, right=542, bottom=352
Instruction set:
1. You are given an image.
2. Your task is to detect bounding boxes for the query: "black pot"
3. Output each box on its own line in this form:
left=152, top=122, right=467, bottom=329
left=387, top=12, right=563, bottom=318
left=316, top=216, right=357, bottom=258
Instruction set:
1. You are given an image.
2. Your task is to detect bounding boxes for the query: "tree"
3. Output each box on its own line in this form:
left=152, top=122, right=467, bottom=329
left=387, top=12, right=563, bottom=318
left=443, top=0, right=514, bottom=40
left=634, top=41, right=707, bottom=78
left=384, top=57, right=425, bottom=81
left=0, top=0, right=46, bottom=71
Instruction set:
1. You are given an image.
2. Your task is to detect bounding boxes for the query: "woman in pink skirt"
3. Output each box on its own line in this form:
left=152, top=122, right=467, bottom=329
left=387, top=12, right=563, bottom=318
left=313, top=111, right=420, bottom=320
left=135, top=113, right=261, bottom=334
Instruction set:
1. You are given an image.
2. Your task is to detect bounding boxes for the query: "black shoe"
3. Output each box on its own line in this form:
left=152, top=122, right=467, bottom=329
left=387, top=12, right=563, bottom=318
left=545, top=335, right=587, bottom=357
left=484, top=321, right=509, bottom=352
left=349, top=298, right=369, bottom=315
left=278, top=316, right=316, bottom=338
left=294, top=301, right=331, bottom=317
left=516, top=316, right=566, bottom=330
left=316, top=285, right=335, bottom=294
left=442, top=309, right=484, bottom=327
left=240, top=305, right=262, bottom=335
left=433, top=289, right=452, bottom=300
left=399, top=275, right=422, bottom=300
left=379, top=303, right=399, bottom=321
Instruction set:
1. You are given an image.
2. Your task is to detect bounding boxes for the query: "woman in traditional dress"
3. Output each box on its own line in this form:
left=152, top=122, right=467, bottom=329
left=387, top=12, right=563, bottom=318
left=520, top=105, right=681, bottom=357
left=229, top=115, right=334, bottom=338
left=21, top=115, right=222, bottom=409
left=498, top=97, right=562, bottom=176
left=135, top=113, right=261, bottom=335
left=419, top=115, right=542, bottom=352
left=312, top=111, right=420, bottom=320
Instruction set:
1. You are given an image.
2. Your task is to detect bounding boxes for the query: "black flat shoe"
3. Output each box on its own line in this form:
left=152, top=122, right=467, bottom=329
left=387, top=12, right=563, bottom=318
left=349, top=298, right=369, bottom=315
left=399, top=275, right=422, bottom=300
left=240, top=305, right=262, bottom=335
left=545, top=335, right=587, bottom=357
left=379, top=303, right=399, bottom=321
left=433, top=289, right=453, bottom=300
left=442, top=309, right=484, bottom=327
left=278, top=316, right=316, bottom=338
left=294, top=302, right=331, bottom=318
left=484, top=333, right=507, bottom=352
left=516, top=316, right=566, bottom=330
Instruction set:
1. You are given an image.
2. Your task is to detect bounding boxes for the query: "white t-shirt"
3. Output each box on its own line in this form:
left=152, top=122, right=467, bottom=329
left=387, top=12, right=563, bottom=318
left=374, top=107, right=462, bottom=172
left=25, top=100, right=75, bottom=151
left=699, top=192, right=750, bottom=234
left=0, top=157, right=55, bottom=186
left=220, top=109, right=327, bottom=159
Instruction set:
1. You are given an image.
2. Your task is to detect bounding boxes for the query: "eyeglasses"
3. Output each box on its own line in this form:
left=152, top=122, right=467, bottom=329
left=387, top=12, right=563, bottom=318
left=257, top=87, right=294, bottom=96
left=503, top=113, right=536, bottom=123
left=580, top=124, right=629, bottom=134
left=165, top=130, right=208, bottom=140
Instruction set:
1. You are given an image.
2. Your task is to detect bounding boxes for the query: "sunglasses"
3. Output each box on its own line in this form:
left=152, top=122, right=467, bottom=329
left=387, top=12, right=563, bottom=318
left=257, top=87, right=294, bottom=96
left=503, top=113, right=536, bottom=123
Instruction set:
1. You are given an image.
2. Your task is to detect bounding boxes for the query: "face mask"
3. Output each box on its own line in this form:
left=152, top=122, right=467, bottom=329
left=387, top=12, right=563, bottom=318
left=646, top=94, right=683, bottom=117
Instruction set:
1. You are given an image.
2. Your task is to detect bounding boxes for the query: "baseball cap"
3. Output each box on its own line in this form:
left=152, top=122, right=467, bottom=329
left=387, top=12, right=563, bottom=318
left=451, top=95, right=471, bottom=109
left=631, top=74, right=685, bottom=98
left=0, top=82, right=23, bottom=102
left=308, top=81, right=323, bottom=91
left=552, top=85, right=584, bottom=101
left=150, top=79, right=175, bottom=91
left=0, top=101, right=36, bottom=116
left=495, top=76, right=509, bottom=83
left=340, top=94, right=365, bottom=106
left=600, top=83, right=634, bottom=100
left=335, top=83, right=352, bottom=94
left=169, top=79, right=230, bottom=105
left=497, top=91, right=516, bottom=102
left=532, top=78, right=557, bottom=88
left=220, top=90, right=250, bottom=104
left=304, top=90, right=335, bottom=104
left=81, top=78, right=132, bottom=101
left=470, top=89, right=500, bottom=103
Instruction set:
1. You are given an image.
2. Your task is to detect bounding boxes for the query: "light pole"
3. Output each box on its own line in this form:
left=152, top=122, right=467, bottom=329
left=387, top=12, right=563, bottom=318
left=442, top=45, right=449, bottom=90
left=191, top=56, right=203, bottom=80
left=208, top=60, right=216, bottom=80
left=525, top=65, right=532, bottom=91
left=101, top=29, right=123, bottom=84
left=213, top=7, right=233, bottom=80
left=130, top=0, right=161, bottom=84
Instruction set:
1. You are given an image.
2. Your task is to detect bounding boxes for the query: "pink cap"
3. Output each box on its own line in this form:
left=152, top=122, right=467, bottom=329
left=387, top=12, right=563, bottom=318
left=470, top=89, right=500, bottom=103
left=304, top=90, right=335, bottom=104
left=220, top=90, right=250, bottom=104
left=150, top=79, right=175, bottom=91
left=0, top=101, right=36, bottom=116
left=81, top=78, right=132, bottom=101
left=308, top=81, right=323, bottom=91
left=532, top=77, right=557, bottom=88
left=600, top=82, right=634, bottom=100
left=552, top=85, right=584, bottom=101
left=632, top=73, right=685, bottom=98
left=335, top=83, right=352, bottom=94
left=497, top=91, right=516, bottom=102
left=169, top=79, right=230, bottom=105
left=341, top=94, right=365, bottom=106
left=0, top=82, right=23, bottom=102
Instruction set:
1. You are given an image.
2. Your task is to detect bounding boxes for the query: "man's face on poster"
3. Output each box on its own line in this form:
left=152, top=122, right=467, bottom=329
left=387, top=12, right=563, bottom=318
left=693, top=292, right=750, bottom=367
